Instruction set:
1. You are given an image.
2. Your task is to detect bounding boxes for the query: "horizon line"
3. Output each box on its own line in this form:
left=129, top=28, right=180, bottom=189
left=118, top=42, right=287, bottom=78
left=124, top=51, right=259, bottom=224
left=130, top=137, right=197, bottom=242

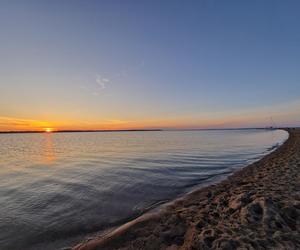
left=0, top=126, right=289, bottom=134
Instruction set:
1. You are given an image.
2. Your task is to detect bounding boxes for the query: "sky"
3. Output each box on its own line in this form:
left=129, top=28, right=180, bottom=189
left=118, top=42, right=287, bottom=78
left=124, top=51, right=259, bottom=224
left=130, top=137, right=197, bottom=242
left=0, top=0, right=300, bottom=131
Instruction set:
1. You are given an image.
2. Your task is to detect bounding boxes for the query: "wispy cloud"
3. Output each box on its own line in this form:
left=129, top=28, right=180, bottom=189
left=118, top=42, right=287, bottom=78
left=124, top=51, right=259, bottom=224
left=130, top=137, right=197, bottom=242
left=79, top=75, right=111, bottom=96
left=96, top=75, right=110, bottom=90
left=81, top=61, right=145, bottom=96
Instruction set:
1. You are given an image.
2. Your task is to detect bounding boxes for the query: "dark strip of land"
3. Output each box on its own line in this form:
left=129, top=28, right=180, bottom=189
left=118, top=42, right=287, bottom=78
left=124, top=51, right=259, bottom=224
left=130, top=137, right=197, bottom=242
left=73, top=128, right=300, bottom=250
left=0, top=129, right=162, bottom=134
left=0, top=127, right=287, bottom=134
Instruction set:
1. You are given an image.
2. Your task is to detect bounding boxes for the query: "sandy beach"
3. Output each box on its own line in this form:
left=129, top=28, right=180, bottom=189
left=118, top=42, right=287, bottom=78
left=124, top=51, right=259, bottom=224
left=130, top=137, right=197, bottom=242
left=73, top=128, right=300, bottom=250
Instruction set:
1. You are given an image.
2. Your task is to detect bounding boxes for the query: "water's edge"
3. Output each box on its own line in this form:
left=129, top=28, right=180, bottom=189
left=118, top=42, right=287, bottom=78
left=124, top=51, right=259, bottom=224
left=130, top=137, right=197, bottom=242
left=71, top=129, right=289, bottom=249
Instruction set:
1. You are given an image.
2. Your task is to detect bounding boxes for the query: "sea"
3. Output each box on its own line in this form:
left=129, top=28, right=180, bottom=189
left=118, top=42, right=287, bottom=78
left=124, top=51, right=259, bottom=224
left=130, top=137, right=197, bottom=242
left=0, top=129, right=288, bottom=249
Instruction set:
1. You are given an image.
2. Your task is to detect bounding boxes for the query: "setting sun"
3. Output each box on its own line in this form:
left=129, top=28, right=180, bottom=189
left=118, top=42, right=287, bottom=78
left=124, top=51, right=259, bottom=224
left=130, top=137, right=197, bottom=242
left=45, top=128, right=53, bottom=133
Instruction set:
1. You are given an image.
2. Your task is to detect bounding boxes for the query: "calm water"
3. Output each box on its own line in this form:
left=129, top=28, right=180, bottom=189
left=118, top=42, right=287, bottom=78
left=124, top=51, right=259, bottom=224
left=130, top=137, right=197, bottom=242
left=0, top=129, right=288, bottom=249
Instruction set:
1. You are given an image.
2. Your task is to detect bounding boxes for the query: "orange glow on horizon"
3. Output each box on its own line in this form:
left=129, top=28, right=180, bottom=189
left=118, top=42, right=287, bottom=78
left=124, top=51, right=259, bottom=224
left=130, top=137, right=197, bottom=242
left=1, top=107, right=299, bottom=132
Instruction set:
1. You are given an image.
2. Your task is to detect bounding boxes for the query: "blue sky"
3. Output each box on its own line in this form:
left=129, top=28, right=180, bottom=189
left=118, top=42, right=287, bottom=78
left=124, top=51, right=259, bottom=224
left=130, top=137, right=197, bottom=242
left=0, top=0, right=300, bottom=130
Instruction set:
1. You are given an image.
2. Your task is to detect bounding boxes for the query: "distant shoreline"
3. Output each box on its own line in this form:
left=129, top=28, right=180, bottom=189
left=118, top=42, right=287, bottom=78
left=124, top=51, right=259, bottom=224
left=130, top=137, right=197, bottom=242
left=0, top=127, right=287, bottom=134
left=0, top=129, right=163, bottom=134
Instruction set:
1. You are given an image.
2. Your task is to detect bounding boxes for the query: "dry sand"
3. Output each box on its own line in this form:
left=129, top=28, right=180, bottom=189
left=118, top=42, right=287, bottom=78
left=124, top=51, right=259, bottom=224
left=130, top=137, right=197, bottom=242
left=73, top=128, right=300, bottom=250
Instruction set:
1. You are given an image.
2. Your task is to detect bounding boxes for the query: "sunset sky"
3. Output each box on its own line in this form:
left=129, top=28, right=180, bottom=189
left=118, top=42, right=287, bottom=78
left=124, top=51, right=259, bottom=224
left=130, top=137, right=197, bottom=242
left=1, top=0, right=300, bottom=131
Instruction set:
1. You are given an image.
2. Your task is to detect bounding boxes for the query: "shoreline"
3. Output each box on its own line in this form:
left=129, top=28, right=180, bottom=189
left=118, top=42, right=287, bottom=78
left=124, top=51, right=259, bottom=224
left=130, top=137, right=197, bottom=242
left=73, top=128, right=300, bottom=250
left=0, top=127, right=275, bottom=134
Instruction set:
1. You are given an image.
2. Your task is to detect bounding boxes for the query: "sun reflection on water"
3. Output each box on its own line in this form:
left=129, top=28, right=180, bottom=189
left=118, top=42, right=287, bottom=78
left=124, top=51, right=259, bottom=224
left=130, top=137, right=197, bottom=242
left=42, top=133, right=55, bottom=163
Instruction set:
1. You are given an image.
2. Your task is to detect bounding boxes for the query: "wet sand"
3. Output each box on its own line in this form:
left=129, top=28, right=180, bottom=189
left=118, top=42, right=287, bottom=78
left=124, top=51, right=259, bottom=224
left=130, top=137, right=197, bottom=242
left=73, top=128, right=300, bottom=250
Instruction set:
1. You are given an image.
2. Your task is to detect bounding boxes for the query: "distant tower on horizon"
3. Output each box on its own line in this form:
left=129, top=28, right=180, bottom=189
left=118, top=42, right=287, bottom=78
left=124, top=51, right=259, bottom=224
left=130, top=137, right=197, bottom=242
left=268, top=116, right=276, bottom=129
